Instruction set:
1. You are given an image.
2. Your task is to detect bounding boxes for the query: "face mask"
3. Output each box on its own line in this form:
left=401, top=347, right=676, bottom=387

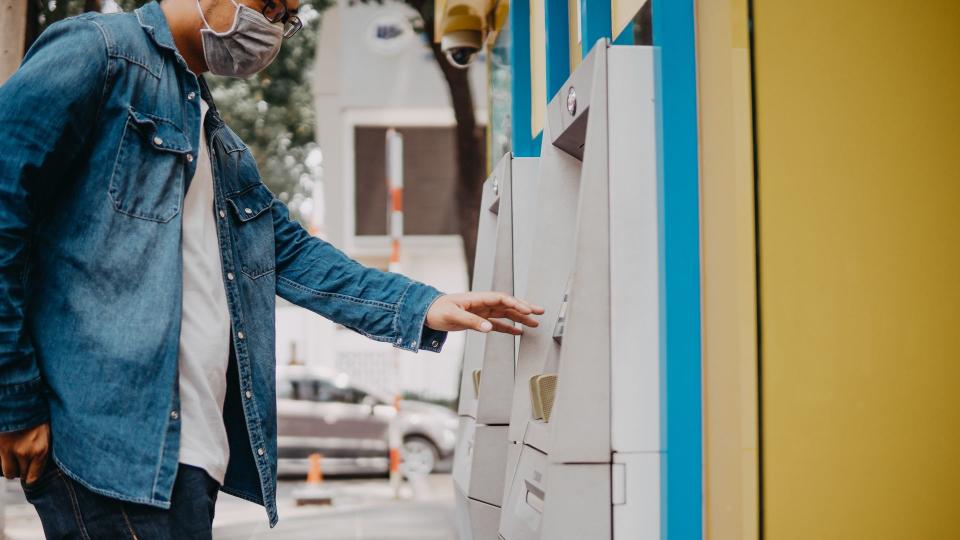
left=196, top=0, right=283, bottom=78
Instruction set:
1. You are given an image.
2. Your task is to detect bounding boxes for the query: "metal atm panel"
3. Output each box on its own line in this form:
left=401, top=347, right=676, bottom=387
left=498, top=444, right=548, bottom=540
left=505, top=122, right=582, bottom=451
left=458, top=155, right=540, bottom=425
left=458, top=156, right=515, bottom=423
left=456, top=485, right=503, bottom=540
left=498, top=42, right=661, bottom=540
left=547, top=45, right=661, bottom=463
left=453, top=417, right=509, bottom=505
left=455, top=153, right=540, bottom=539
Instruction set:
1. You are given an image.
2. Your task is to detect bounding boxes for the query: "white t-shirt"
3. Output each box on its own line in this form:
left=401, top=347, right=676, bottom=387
left=177, top=99, right=231, bottom=484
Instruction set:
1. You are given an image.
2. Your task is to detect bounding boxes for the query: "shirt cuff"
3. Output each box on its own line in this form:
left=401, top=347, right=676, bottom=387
left=0, top=377, right=50, bottom=433
left=394, top=282, right=448, bottom=353
left=419, top=325, right=448, bottom=353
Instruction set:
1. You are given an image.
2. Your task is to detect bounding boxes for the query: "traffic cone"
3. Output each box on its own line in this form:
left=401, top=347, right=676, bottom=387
left=389, top=395, right=403, bottom=498
left=293, top=452, right=333, bottom=506
left=307, top=452, right=324, bottom=484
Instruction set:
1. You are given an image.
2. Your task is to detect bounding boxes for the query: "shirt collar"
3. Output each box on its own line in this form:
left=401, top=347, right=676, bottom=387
left=198, top=75, right=224, bottom=127
left=136, top=2, right=224, bottom=133
left=134, top=1, right=179, bottom=54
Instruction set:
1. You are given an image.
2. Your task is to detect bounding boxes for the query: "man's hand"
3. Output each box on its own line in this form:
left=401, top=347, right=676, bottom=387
left=0, top=422, right=50, bottom=484
left=425, top=292, right=545, bottom=336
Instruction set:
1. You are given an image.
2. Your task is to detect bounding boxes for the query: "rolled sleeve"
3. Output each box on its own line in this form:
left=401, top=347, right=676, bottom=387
left=394, top=283, right=448, bottom=353
left=273, top=196, right=449, bottom=353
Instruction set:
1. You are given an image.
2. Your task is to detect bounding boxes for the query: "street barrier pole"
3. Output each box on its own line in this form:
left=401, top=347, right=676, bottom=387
left=385, top=128, right=404, bottom=498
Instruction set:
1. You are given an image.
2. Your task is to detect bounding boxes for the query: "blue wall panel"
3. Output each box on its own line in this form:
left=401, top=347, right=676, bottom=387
left=510, top=0, right=539, bottom=157
left=544, top=0, right=571, bottom=98
left=580, top=0, right=612, bottom=58
left=652, top=0, right=703, bottom=539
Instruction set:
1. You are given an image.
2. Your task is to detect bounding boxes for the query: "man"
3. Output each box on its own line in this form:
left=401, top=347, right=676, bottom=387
left=0, top=0, right=543, bottom=537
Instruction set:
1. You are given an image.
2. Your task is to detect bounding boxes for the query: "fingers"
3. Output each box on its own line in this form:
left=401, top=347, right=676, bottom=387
left=0, top=450, right=20, bottom=480
left=524, top=299, right=545, bottom=314
left=450, top=308, right=494, bottom=333
left=509, top=294, right=544, bottom=314
left=476, top=292, right=544, bottom=315
left=24, top=452, right=48, bottom=485
left=443, top=292, right=544, bottom=334
left=488, top=318, right=523, bottom=335
left=501, top=308, right=540, bottom=328
left=487, top=293, right=530, bottom=313
left=16, top=452, right=31, bottom=483
left=473, top=307, right=540, bottom=328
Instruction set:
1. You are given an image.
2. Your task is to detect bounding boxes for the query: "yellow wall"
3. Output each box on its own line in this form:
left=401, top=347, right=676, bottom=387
left=568, top=0, right=581, bottom=72
left=754, top=1, right=960, bottom=538
left=611, top=0, right=642, bottom=37
left=696, top=0, right=758, bottom=538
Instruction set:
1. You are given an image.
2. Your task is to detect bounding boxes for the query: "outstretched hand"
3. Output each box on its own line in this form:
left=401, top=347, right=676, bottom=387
left=425, top=292, right=545, bottom=336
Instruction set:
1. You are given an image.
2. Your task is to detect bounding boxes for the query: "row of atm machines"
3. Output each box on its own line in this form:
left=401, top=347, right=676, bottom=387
left=453, top=42, right=662, bottom=539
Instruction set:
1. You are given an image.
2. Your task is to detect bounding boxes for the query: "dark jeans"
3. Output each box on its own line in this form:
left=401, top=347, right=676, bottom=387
left=21, top=460, right=219, bottom=540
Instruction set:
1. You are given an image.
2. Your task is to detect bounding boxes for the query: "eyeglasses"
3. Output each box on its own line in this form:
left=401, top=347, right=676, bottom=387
left=261, top=0, right=302, bottom=39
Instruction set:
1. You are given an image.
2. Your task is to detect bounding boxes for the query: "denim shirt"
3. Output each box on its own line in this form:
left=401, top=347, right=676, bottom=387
left=0, top=2, right=446, bottom=527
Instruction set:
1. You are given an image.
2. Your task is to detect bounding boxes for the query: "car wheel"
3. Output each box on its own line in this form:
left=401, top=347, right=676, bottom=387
left=400, top=436, right=439, bottom=478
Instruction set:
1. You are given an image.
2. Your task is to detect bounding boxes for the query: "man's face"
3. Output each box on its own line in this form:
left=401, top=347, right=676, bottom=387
left=204, top=0, right=301, bottom=33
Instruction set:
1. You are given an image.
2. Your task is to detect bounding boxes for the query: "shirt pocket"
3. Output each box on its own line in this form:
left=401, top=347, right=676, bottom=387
left=225, top=182, right=276, bottom=279
left=108, top=107, right=191, bottom=223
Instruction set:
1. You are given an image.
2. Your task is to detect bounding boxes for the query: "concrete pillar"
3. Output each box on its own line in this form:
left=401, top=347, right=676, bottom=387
left=0, top=0, right=28, bottom=84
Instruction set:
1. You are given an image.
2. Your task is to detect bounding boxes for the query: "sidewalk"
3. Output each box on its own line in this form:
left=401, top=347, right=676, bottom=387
left=2, top=475, right=457, bottom=540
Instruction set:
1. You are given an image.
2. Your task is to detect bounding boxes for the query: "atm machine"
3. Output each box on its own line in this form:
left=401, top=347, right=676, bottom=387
left=453, top=154, right=540, bottom=539
left=498, top=42, right=662, bottom=539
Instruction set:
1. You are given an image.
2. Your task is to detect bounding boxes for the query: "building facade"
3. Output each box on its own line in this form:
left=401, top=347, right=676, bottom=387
left=278, top=0, right=488, bottom=401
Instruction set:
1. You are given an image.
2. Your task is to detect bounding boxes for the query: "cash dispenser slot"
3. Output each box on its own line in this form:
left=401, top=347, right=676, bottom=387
left=528, top=374, right=558, bottom=423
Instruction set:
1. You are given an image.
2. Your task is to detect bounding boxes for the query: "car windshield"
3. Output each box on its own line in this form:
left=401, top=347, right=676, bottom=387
left=278, top=377, right=371, bottom=405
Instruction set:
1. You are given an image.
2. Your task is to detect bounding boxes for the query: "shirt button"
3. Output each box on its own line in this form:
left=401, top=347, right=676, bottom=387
left=257, top=448, right=265, bottom=456
left=186, top=154, right=194, bottom=163
left=244, top=208, right=253, bottom=215
left=170, top=410, right=179, bottom=420
left=218, top=209, right=226, bottom=219
left=237, top=331, right=245, bottom=339
left=187, top=91, right=196, bottom=101
left=431, top=339, right=439, bottom=348
left=410, top=340, right=417, bottom=347
left=245, top=390, right=253, bottom=399
left=227, top=272, right=235, bottom=281
left=153, top=136, right=163, bottom=145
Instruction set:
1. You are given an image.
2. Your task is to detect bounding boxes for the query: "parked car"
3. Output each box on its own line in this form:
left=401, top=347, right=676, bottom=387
left=275, top=366, right=458, bottom=478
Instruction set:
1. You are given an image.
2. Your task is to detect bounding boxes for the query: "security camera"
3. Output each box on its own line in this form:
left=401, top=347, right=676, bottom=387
left=441, top=29, right=482, bottom=69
